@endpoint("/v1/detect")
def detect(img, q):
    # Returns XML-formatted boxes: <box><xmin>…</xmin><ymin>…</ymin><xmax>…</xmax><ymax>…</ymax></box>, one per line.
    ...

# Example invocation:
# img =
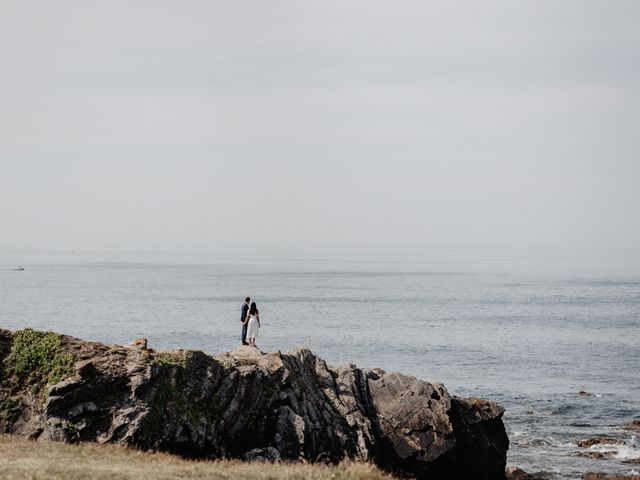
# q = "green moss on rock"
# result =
<box><xmin>151</xmin><ymin>352</ymin><xmax>187</xmax><ymax>368</ymax></box>
<box><xmin>3</xmin><ymin>328</ymin><xmax>74</xmax><ymax>386</ymax></box>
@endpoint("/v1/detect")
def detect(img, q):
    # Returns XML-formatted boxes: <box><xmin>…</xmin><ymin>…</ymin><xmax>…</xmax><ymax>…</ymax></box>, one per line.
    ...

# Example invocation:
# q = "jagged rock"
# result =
<box><xmin>0</xmin><ymin>328</ymin><xmax>509</xmax><ymax>479</ymax></box>
<box><xmin>505</xmin><ymin>466</ymin><xmax>546</xmax><ymax>480</ymax></box>
<box><xmin>577</xmin><ymin>437</ymin><xmax>624</xmax><ymax>448</ymax></box>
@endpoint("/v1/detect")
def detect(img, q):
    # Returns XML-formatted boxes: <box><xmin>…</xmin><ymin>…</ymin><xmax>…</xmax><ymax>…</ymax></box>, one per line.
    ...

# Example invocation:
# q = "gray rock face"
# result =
<box><xmin>0</xmin><ymin>329</ymin><xmax>508</xmax><ymax>479</ymax></box>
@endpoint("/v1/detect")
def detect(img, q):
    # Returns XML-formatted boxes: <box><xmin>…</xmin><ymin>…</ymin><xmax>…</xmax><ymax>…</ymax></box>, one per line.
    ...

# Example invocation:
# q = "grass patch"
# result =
<box><xmin>3</xmin><ymin>328</ymin><xmax>74</xmax><ymax>386</ymax></box>
<box><xmin>0</xmin><ymin>435</ymin><xmax>397</xmax><ymax>480</ymax></box>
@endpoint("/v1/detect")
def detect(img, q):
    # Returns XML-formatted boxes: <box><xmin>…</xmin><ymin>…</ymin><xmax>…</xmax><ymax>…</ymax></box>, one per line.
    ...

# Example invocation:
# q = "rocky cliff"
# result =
<box><xmin>0</xmin><ymin>328</ymin><xmax>508</xmax><ymax>479</ymax></box>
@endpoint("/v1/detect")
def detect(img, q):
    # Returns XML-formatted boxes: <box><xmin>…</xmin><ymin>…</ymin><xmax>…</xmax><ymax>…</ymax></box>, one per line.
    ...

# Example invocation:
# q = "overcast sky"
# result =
<box><xmin>1</xmin><ymin>1</ymin><xmax>638</xmax><ymax>256</ymax></box>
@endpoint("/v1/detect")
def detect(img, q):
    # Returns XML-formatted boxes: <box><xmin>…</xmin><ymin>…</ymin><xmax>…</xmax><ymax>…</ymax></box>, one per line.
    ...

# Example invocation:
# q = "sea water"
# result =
<box><xmin>1</xmin><ymin>253</ymin><xmax>638</xmax><ymax>478</ymax></box>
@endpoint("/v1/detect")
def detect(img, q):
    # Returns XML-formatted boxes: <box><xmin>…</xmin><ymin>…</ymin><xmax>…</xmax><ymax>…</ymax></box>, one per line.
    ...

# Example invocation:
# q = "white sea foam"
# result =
<box><xmin>614</xmin><ymin>445</ymin><xmax>640</xmax><ymax>461</ymax></box>
<box><xmin>513</xmin><ymin>438</ymin><xmax>551</xmax><ymax>447</ymax></box>
<box><xmin>536</xmin><ymin>436</ymin><xmax>573</xmax><ymax>448</ymax></box>
<box><xmin>588</xmin><ymin>443</ymin><xmax>640</xmax><ymax>460</ymax></box>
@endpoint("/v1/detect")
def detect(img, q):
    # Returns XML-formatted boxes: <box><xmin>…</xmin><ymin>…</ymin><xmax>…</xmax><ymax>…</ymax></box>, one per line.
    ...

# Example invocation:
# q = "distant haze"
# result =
<box><xmin>1</xmin><ymin>1</ymin><xmax>639</xmax><ymax>256</ymax></box>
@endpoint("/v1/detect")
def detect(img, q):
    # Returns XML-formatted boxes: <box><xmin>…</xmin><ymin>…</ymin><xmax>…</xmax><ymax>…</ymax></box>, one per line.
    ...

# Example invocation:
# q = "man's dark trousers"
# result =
<box><xmin>241</xmin><ymin>302</ymin><xmax>249</xmax><ymax>345</ymax></box>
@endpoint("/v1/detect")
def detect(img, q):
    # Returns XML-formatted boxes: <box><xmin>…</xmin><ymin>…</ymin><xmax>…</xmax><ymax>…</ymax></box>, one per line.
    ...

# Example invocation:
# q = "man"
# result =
<box><xmin>241</xmin><ymin>297</ymin><xmax>250</xmax><ymax>345</ymax></box>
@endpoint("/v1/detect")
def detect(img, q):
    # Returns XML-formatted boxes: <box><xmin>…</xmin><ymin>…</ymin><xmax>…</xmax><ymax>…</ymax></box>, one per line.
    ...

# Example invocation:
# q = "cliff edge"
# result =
<box><xmin>0</xmin><ymin>328</ymin><xmax>508</xmax><ymax>479</ymax></box>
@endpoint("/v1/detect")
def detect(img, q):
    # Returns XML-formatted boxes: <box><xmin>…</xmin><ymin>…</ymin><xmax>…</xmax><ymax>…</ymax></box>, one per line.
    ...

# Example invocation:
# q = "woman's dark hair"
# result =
<box><xmin>249</xmin><ymin>302</ymin><xmax>259</xmax><ymax>315</ymax></box>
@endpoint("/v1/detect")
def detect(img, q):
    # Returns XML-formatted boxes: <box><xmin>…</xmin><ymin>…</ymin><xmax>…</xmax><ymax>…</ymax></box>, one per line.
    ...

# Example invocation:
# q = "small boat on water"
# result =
<box><xmin>13</xmin><ymin>267</ymin><xmax>25</xmax><ymax>271</ymax></box>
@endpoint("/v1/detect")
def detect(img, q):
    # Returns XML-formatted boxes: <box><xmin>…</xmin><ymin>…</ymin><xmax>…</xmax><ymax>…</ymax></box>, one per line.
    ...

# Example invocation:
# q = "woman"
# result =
<box><xmin>243</xmin><ymin>301</ymin><xmax>261</xmax><ymax>348</ymax></box>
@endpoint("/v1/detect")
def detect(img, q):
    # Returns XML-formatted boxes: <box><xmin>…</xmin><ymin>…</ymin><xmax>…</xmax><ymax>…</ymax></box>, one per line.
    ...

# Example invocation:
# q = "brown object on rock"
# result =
<box><xmin>577</xmin><ymin>437</ymin><xmax>624</xmax><ymax>448</ymax></box>
<box><xmin>127</xmin><ymin>337</ymin><xmax>148</xmax><ymax>350</ymax></box>
<box><xmin>0</xmin><ymin>328</ymin><xmax>509</xmax><ymax>480</ymax></box>
<box><xmin>505</xmin><ymin>466</ymin><xmax>546</xmax><ymax>480</ymax></box>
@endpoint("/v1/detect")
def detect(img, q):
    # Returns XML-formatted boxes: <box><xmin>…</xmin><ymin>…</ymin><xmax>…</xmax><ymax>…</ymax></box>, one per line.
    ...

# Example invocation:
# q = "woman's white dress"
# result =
<box><xmin>247</xmin><ymin>314</ymin><xmax>259</xmax><ymax>340</ymax></box>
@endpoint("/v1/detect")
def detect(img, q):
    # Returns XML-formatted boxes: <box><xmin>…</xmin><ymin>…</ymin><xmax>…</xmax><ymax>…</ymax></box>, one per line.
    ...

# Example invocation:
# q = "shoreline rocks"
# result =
<box><xmin>571</xmin><ymin>436</ymin><xmax>628</xmax><ymax>461</ymax></box>
<box><xmin>571</xmin><ymin>451</ymin><xmax>617</xmax><ymax>460</ymax></box>
<box><xmin>622</xmin><ymin>420</ymin><xmax>640</xmax><ymax>432</ymax></box>
<box><xmin>577</xmin><ymin>438</ymin><xmax>624</xmax><ymax>448</ymax></box>
<box><xmin>0</xmin><ymin>328</ymin><xmax>509</xmax><ymax>480</ymax></box>
<box><xmin>505</xmin><ymin>466</ymin><xmax>546</xmax><ymax>480</ymax></box>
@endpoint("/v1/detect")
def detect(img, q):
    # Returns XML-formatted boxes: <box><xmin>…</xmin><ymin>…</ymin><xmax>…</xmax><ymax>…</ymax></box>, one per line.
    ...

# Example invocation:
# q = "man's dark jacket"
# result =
<box><xmin>241</xmin><ymin>302</ymin><xmax>249</xmax><ymax>345</ymax></box>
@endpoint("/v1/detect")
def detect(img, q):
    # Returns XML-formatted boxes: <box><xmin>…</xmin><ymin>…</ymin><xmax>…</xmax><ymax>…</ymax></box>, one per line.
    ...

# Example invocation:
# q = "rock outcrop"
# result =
<box><xmin>0</xmin><ymin>328</ymin><xmax>508</xmax><ymax>479</ymax></box>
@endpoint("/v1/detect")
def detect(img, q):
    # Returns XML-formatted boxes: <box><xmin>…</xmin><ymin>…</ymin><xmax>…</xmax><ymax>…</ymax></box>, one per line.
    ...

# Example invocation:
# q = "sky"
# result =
<box><xmin>1</xmin><ymin>1</ymin><xmax>639</xmax><ymax>256</ymax></box>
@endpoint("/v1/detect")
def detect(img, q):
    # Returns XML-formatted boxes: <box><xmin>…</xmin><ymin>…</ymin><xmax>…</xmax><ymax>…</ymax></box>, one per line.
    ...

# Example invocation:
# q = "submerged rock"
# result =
<box><xmin>578</xmin><ymin>391</ymin><xmax>594</xmax><ymax>397</ymax></box>
<box><xmin>505</xmin><ymin>466</ymin><xmax>546</xmax><ymax>480</ymax></box>
<box><xmin>0</xmin><ymin>328</ymin><xmax>509</xmax><ymax>479</ymax></box>
<box><xmin>577</xmin><ymin>437</ymin><xmax>624</xmax><ymax>448</ymax></box>
<box><xmin>583</xmin><ymin>474</ymin><xmax>640</xmax><ymax>480</ymax></box>
<box><xmin>571</xmin><ymin>450</ymin><xmax>617</xmax><ymax>460</ymax></box>
<box><xmin>622</xmin><ymin>420</ymin><xmax>640</xmax><ymax>432</ymax></box>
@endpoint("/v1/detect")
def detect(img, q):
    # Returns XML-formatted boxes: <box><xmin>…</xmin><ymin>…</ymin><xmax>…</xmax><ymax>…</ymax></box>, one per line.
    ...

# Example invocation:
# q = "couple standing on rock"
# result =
<box><xmin>241</xmin><ymin>297</ymin><xmax>260</xmax><ymax>348</ymax></box>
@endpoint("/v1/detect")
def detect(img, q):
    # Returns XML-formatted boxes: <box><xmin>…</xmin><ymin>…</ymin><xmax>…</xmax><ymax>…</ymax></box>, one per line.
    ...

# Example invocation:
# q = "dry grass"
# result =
<box><xmin>0</xmin><ymin>435</ymin><xmax>398</xmax><ymax>480</ymax></box>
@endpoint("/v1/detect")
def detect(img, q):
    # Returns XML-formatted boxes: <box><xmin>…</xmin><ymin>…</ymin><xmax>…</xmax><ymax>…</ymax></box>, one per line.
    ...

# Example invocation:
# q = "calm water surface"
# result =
<box><xmin>1</xmin><ymin>253</ymin><xmax>639</xmax><ymax>478</ymax></box>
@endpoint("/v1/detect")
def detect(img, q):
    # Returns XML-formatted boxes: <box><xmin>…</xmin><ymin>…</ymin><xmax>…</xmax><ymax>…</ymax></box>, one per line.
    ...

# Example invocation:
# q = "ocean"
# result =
<box><xmin>1</xmin><ymin>253</ymin><xmax>638</xmax><ymax>478</ymax></box>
